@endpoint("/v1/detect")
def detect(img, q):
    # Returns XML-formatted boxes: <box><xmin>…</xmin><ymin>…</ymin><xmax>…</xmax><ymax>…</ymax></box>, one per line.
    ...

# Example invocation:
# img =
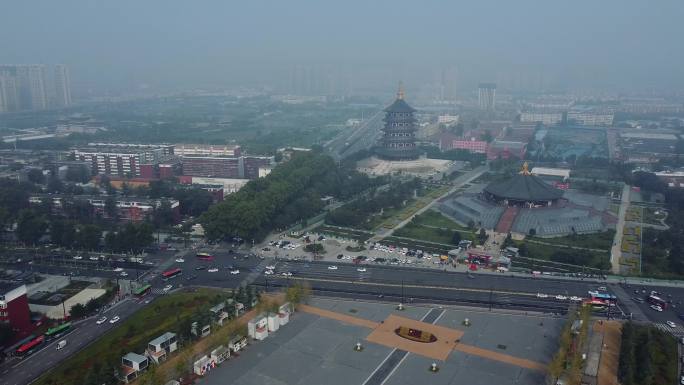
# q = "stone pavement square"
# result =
<box><xmin>200</xmin><ymin>298</ymin><xmax>560</xmax><ymax>385</ymax></box>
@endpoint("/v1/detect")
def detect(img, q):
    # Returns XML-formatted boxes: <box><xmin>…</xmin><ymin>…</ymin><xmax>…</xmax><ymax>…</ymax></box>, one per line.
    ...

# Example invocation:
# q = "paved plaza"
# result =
<box><xmin>199</xmin><ymin>297</ymin><xmax>563</xmax><ymax>385</ymax></box>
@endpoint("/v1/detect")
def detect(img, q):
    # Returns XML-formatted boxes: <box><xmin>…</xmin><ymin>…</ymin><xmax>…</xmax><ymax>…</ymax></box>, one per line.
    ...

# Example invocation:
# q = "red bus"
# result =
<box><xmin>647</xmin><ymin>294</ymin><xmax>668</xmax><ymax>309</ymax></box>
<box><xmin>15</xmin><ymin>335</ymin><xmax>44</xmax><ymax>357</ymax></box>
<box><xmin>162</xmin><ymin>268</ymin><xmax>182</xmax><ymax>280</ymax></box>
<box><xmin>196</xmin><ymin>253</ymin><xmax>214</xmax><ymax>261</ymax></box>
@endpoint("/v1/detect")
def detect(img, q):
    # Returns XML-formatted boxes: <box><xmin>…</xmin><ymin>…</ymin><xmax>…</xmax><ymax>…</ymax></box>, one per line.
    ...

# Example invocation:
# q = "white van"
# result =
<box><xmin>56</xmin><ymin>340</ymin><xmax>67</xmax><ymax>350</ymax></box>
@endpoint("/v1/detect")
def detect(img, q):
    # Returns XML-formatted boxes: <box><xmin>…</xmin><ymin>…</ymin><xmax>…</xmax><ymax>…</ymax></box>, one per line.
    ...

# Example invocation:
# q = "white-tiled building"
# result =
<box><xmin>146</xmin><ymin>332</ymin><xmax>178</xmax><ymax>364</ymax></box>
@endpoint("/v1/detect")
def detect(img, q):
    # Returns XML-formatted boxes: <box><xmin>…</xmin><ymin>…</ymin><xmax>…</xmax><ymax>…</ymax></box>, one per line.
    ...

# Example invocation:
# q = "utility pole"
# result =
<box><xmin>401</xmin><ymin>278</ymin><xmax>405</xmax><ymax>305</ymax></box>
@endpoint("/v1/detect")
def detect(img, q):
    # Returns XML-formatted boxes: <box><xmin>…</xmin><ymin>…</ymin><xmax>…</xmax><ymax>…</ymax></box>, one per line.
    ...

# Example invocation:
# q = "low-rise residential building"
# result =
<box><xmin>519</xmin><ymin>110</ymin><xmax>564</xmax><ymax>125</ymax></box>
<box><xmin>178</xmin><ymin>176</ymin><xmax>249</xmax><ymax>197</ymax></box>
<box><xmin>437</xmin><ymin>114</ymin><xmax>460</xmax><ymax>125</ymax></box>
<box><xmin>146</xmin><ymin>332</ymin><xmax>178</xmax><ymax>364</ymax></box>
<box><xmin>620</xmin><ymin>131</ymin><xmax>680</xmax><ymax>163</ymax></box>
<box><xmin>120</xmin><ymin>352</ymin><xmax>149</xmax><ymax>383</ymax></box>
<box><xmin>174</xmin><ymin>144</ymin><xmax>241</xmax><ymax>157</ymax></box>
<box><xmin>567</xmin><ymin>108</ymin><xmax>614</xmax><ymax>126</ymax></box>
<box><xmin>72</xmin><ymin>143</ymin><xmax>174</xmax><ymax>177</ymax></box>
<box><xmin>654</xmin><ymin>170</ymin><xmax>684</xmax><ymax>188</ymax></box>
<box><xmin>486</xmin><ymin>140</ymin><xmax>526</xmax><ymax>160</ymax></box>
<box><xmin>29</xmin><ymin>194</ymin><xmax>180</xmax><ymax>223</ymax></box>
<box><xmin>442</xmin><ymin>137</ymin><xmax>488</xmax><ymax>154</ymax></box>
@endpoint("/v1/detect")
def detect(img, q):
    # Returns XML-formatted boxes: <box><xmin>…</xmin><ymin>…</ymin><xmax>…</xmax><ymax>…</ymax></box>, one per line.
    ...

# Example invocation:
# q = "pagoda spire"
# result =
<box><xmin>519</xmin><ymin>161</ymin><xmax>531</xmax><ymax>175</ymax></box>
<box><xmin>397</xmin><ymin>81</ymin><xmax>405</xmax><ymax>100</ymax></box>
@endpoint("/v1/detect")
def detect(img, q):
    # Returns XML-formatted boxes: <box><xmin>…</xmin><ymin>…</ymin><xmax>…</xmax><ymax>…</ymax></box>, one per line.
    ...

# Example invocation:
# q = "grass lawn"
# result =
<box><xmin>315</xmin><ymin>225</ymin><xmax>374</xmax><ymax>242</ymax></box>
<box><xmin>34</xmin><ymin>288</ymin><xmax>227</xmax><ymax>385</ymax></box>
<box><xmin>382</xmin><ymin>236</ymin><xmax>453</xmax><ymax>255</ymax></box>
<box><xmin>373</xmin><ymin>185</ymin><xmax>451</xmax><ymax>230</ymax></box>
<box><xmin>393</xmin><ymin>223</ymin><xmax>456</xmax><ymax>245</ymax></box>
<box><xmin>530</xmin><ymin>230</ymin><xmax>615</xmax><ymax>251</ymax></box>
<box><xmin>392</xmin><ymin>210</ymin><xmax>476</xmax><ymax>247</ymax></box>
<box><xmin>514</xmin><ymin>240</ymin><xmax>610</xmax><ymax>271</ymax></box>
<box><xmin>412</xmin><ymin>210</ymin><xmax>473</xmax><ymax>231</ymax></box>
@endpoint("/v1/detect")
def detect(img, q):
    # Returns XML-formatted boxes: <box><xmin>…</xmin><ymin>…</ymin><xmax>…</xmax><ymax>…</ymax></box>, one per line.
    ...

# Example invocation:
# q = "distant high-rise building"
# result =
<box><xmin>54</xmin><ymin>64</ymin><xmax>72</xmax><ymax>108</ymax></box>
<box><xmin>0</xmin><ymin>65</ymin><xmax>48</xmax><ymax>111</ymax></box>
<box><xmin>478</xmin><ymin>83</ymin><xmax>496</xmax><ymax>111</ymax></box>
<box><xmin>0</xmin><ymin>71</ymin><xmax>19</xmax><ymax>113</ymax></box>
<box><xmin>440</xmin><ymin>66</ymin><xmax>458</xmax><ymax>100</ymax></box>
<box><xmin>18</xmin><ymin>65</ymin><xmax>47</xmax><ymax>110</ymax></box>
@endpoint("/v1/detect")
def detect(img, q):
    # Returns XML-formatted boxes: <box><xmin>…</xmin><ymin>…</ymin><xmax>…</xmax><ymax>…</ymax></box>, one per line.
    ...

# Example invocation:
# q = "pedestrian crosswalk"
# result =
<box><xmin>357</xmin><ymin>271</ymin><xmax>372</xmax><ymax>282</ymax></box>
<box><xmin>653</xmin><ymin>323</ymin><xmax>684</xmax><ymax>339</ymax></box>
<box><xmin>241</xmin><ymin>259</ymin><xmax>269</xmax><ymax>286</ymax></box>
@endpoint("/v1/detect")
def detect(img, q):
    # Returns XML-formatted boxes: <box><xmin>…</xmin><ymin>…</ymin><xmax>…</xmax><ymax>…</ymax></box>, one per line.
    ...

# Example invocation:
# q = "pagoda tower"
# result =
<box><xmin>375</xmin><ymin>83</ymin><xmax>419</xmax><ymax>160</ymax></box>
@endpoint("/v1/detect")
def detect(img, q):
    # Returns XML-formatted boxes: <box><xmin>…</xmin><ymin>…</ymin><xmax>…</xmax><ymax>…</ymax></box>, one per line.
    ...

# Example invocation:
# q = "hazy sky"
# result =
<box><xmin>2</xmin><ymin>0</ymin><xmax>683</xmax><ymax>95</ymax></box>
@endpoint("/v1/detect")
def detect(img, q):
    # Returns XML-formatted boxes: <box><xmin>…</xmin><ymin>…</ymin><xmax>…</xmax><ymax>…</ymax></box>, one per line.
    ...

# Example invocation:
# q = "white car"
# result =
<box><xmin>73</xmin><ymin>255</ymin><xmax>83</xmax><ymax>260</ymax></box>
<box><xmin>357</xmin><ymin>268</ymin><xmax>367</xmax><ymax>272</ymax></box>
<box><xmin>163</xmin><ymin>285</ymin><xmax>173</xmax><ymax>292</ymax></box>
<box><xmin>555</xmin><ymin>295</ymin><xmax>567</xmax><ymax>300</ymax></box>
<box><xmin>113</xmin><ymin>267</ymin><xmax>124</xmax><ymax>272</ymax></box>
<box><xmin>208</xmin><ymin>267</ymin><xmax>219</xmax><ymax>273</ymax></box>
<box><xmin>266</xmin><ymin>265</ymin><xmax>276</xmax><ymax>270</ymax></box>
<box><xmin>536</xmin><ymin>293</ymin><xmax>548</xmax><ymax>298</ymax></box>
<box><xmin>175</xmin><ymin>258</ymin><xmax>185</xmax><ymax>263</ymax></box>
<box><xmin>230</xmin><ymin>269</ymin><xmax>240</xmax><ymax>275</ymax></box>
<box><xmin>281</xmin><ymin>272</ymin><xmax>293</xmax><ymax>277</ymax></box>
<box><xmin>96</xmin><ymin>316</ymin><xmax>107</xmax><ymax>325</ymax></box>
<box><xmin>328</xmin><ymin>265</ymin><xmax>338</xmax><ymax>270</ymax></box>
<box><xmin>651</xmin><ymin>305</ymin><xmax>663</xmax><ymax>312</ymax></box>
<box><xmin>264</xmin><ymin>270</ymin><xmax>274</xmax><ymax>275</ymax></box>
<box><xmin>569</xmin><ymin>296</ymin><xmax>582</xmax><ymax>302</ymax></box>
<box><xmin>109</xmin><ymin>316</ymin><xmax>120</xmax><ymax>324</ymax></box>
<box><xmin>120</xmin><ymin>271</ymin><xmax>128</xmax><ymax>277</ymax></box>
<box><xmin>89</xmin><ymin>256</ymin><xmax>99</xmax><ymax>261</ymax></box>
<box><xmin>667</xmin><ymin>321</ymin><xmax>677</xmax><ymax>328</ymax></box>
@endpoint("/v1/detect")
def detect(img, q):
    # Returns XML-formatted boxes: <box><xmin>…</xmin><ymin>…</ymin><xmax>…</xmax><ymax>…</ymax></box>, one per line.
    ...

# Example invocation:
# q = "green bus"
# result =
<box><xmin>44</xmin><ymin>322</ymin><xmax>71</xmax><ymax>339</ymax></box>
<box><xmin>134</xmin><ymin>284</ymin><xmax>152</xmax><ymax>298</ymax></box>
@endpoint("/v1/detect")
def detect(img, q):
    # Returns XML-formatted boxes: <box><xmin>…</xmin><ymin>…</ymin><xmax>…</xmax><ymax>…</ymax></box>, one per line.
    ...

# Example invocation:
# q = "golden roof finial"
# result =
<box><xmin>397</xmin><ymin>81</ymin><xmax>404</xmax><ymax>100</ymax></box>
<box><xmin>519</xmin><ymin>161</ymin><xmax>531</xmax><ymax>175</ymax></box>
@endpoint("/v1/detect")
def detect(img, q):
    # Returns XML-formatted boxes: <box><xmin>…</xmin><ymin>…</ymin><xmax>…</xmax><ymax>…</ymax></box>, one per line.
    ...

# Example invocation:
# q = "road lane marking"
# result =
<box><xmin>281</xmin><ymin>275</ymin><xmax>545</xmax><ymax>298</ymax></box>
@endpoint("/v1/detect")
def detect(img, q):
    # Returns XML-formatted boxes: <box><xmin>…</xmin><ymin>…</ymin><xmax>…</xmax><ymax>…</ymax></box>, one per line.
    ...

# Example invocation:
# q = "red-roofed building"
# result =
<box><xmin>0</xmin><ymin>283</ymin><xmax>32</xmax><ymax>339</ymax></box>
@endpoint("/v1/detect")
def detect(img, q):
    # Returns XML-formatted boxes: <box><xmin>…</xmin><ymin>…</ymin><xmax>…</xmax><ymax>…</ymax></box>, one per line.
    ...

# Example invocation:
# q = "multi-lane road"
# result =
<box><xmin>0</xmin><ymin>295</ymin><xmax>147</xmax><ymax>385</ymax></box>
<box><xmin>3</xmin><ymin>247</ymin><xmax>684</xmax><ymax>385</ymax></box>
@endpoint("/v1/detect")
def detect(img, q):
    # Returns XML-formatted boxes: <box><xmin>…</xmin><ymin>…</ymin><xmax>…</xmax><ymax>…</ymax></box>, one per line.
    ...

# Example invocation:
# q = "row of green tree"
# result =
<box><xmin>634</xmin><ymin>171</ymin><xmax>684</xmax><ymax>276</ymax></box>
<box><xmin>325</xmin><ymin>178</ymin><xmax>422</xmax><ymax>229</ymax></box>
<box><xmin>618</xmin><ymin>322</ymin><xmax>677</xmax><ymax>385</ymax></box>
<box><xmin>14</xmin><ymin>206</ymin><xmax>155</xmax><ymax>252</ymax></box>
<box><xmin>200</xmin><ymin>151</ymin><xmax>378</xmax><ymax>241</ymax></box>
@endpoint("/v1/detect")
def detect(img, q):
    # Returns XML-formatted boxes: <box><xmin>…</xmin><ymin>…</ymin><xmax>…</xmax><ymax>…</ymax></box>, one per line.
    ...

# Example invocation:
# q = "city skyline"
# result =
<box><xmin>0</xmin><ymin>64</ymin><xmax>72</xmax><ymax>112</ymax></box>
<box><xmin>1</xmin><ymin>1</ymin><xmax>683</xmax><ymax>96</ymax></box>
